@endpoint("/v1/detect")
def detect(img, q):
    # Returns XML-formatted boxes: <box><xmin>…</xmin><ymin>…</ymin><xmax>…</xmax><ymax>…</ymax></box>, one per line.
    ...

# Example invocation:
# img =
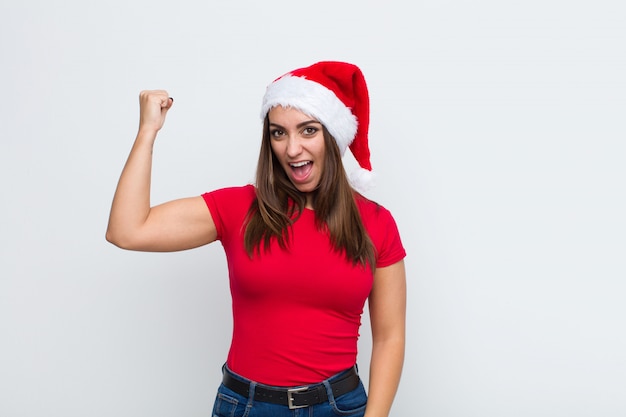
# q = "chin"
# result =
<box><xmin>295</xmin><ymin>186</ymin><xmax>315</xmax><ymax>194</ymax></box>
<box><xmin>289</xmin><ymin>180</ymin><xmax>317</xmax><ymax>194</ymax></box>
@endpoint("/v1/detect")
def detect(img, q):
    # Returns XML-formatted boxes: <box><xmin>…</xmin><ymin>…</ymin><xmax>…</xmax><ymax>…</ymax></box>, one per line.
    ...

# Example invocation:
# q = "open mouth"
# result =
<box><xmin>289</xmin><ymin>161</ymin><xmax>313</xmax><ymax>182</ymax></box>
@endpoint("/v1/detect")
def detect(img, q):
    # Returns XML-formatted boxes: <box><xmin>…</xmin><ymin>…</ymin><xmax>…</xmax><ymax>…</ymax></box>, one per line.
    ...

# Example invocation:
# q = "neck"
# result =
<box><xmin>305</xmin><ymin>193</ymin><xmax>314</xmax><ymax>209</ymax></box>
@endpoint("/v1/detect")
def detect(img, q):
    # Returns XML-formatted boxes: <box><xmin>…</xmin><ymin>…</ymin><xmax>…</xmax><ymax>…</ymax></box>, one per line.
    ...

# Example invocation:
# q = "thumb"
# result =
<box><xmin>163</xmin><ymin>96</ymin><xmax>174</xmax><ymax>111</ymax></box>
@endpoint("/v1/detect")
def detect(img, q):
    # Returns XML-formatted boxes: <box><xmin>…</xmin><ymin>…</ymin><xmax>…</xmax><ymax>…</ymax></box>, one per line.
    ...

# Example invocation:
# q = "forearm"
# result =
<box><xmin>106</xmin><ymin>129</ymin><xmax>157</xmax><ymax>246</ymax></box>
<box><xmin>364</xmin><ymin>335</ymin><xmax>405</xmax><ymax>417</ymax></box>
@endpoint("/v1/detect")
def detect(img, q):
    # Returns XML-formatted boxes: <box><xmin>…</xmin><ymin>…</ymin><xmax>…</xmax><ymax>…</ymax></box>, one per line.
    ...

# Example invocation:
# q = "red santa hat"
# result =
<box><xmin>261</xmin><ymin>61</ymin><xmax>375</xmax><ymax>193</ymax></box>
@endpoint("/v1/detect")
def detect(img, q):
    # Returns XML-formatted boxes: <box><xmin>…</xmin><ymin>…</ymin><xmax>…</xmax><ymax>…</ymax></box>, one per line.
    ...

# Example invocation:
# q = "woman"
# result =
<box><xmin>106</xmin><ymin>61</ymin><xmax>406</xmax><ymax>417</ymax></box>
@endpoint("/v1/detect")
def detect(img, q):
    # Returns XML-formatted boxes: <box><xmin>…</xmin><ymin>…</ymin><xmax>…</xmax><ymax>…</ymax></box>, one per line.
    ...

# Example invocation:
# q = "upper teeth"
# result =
<box><xmin>290</xmin><ymin>161</ymin><xmax>309</xmax><ymax>167</ymax></box>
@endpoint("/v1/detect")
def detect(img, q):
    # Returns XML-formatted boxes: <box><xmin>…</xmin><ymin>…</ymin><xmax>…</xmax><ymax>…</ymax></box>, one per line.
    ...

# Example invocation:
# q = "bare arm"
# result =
<box><xmin>106</xmin><ymin>90</ymin><xmax>217</xmax><ymax>251</ymax></box>
<box><xmin>364</xmin><ymin>260</ymin><xmax>406</xmax><ymax>417</ymax></box>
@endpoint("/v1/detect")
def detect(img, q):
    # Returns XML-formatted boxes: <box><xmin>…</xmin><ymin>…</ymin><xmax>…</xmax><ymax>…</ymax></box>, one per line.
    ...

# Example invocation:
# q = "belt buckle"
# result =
<box><xmin>287</xmin><ymin>386</ymin><xmax>309</xmax><ymax>409</ymax></box>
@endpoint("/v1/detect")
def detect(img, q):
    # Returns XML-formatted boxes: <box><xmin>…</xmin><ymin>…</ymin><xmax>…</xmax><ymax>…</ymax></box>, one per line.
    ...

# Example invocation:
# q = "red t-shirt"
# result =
<box><xmin>202</xmin><ymin>185</ymin><xmax>405</xmax><ymax>386</ymax></box>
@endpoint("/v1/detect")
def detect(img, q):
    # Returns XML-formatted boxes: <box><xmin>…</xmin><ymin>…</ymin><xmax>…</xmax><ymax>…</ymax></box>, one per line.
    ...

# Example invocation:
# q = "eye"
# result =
<box><xmin>302</xmin><ymin>126</ymin><xmax>319</xmax><ymax>136</ymax></box>
<box><xmin>269</xmin><ymin>128</ymin><xmax>285</xmax><ymax>139</ymax></box>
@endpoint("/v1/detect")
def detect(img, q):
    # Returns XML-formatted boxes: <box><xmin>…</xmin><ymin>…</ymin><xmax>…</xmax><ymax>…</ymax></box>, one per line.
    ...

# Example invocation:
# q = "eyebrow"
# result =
<box><xmin>269</xmin><ymin>120</ymin><xmax>322</xmax><ymax>129</ymax></box>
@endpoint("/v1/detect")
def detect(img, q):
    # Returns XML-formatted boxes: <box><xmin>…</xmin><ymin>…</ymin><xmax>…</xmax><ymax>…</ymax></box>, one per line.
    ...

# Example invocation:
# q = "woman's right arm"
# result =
<box><xmin>105</xmin><ymin>90</ymin><xmax>217</xmax><ymax>252</ymax></box>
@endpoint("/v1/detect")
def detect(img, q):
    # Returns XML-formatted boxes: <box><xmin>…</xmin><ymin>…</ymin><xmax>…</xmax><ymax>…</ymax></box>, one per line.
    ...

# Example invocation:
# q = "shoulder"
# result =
<box><xmin>201</xmin><ymin>185</ymin><xmax>256</xmax><ymax>239</ymax></box>
<box><xmin>355</xmin><ymin>194</ymin><xmax>393</xmax><ymax>223</ymax></box>
<box><xmin>202</xmin><ymin>184</ymin><xmax>256</xmax><ymax>206</ymax></box>
<box><xmin>355</xmin><ymin>194</ymin><xmax>406</xmax><ymax>266</ymax></box>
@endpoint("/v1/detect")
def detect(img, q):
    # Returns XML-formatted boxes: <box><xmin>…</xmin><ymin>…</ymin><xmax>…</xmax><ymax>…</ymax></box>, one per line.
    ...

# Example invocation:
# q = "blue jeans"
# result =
<box><xmin>211</xmin><ymin>366</ymin><xmax>368</xmax><ymax>417</ymax></box>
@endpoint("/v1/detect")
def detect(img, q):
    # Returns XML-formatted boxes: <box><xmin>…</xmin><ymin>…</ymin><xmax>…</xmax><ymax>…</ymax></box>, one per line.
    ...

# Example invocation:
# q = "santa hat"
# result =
<box><xmin>261</xmin><ymin>61</ymin><xmax>375</xmax><ymax>193</ymax></box>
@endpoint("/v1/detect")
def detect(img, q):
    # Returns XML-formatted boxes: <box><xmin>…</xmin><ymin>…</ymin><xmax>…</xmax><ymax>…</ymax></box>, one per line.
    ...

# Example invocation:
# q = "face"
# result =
<box><xmin>268</xmin><ymin>106</ymin><xmax>326</xmax><ymax>201</ymax></box>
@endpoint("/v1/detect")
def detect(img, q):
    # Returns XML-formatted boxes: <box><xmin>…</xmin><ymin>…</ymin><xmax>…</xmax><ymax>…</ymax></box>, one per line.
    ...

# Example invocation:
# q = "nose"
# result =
<box><xmin>286</xmin><ymin>136</ymin><xmax>302</xmax><ymax>158</ymax></box>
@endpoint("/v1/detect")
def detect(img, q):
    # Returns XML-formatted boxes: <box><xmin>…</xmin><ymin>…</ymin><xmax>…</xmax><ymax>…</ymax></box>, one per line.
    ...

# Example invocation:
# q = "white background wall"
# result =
<box><xmin>1</xmin><ymin>1</ymin><xmax>624</xmax><ymax>416</ymax></box>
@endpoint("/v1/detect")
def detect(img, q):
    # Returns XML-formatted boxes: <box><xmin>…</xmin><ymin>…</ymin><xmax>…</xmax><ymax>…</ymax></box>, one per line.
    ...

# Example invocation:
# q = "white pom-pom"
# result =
<box><xmin>349</xmin><ymin>167</ymin><xmax>376</xmax><ymax>194</ymax></box>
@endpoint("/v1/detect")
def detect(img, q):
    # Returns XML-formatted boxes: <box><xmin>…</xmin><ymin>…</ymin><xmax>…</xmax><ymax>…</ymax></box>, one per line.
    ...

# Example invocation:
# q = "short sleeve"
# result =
<box><xmin>356</xmin><ymin>199</ymin><xmax>406</xmax><ymax>268</ymax></box>
<box><xmin>201</xmin><ymin>185</ymin><xmax>255</xmax><ymax>243</ymax></box>
<box><xmin>373</xmin><ymin>206</ymin><xmax>406</xmax><ymax>268</ymax></box>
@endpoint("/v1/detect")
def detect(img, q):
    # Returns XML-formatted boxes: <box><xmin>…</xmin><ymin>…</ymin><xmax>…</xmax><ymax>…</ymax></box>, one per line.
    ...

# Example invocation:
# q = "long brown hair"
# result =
<box><xmin>244</xmin><ymin>116</ymin><xmax>376</xmax><ymax>269</ymax></box>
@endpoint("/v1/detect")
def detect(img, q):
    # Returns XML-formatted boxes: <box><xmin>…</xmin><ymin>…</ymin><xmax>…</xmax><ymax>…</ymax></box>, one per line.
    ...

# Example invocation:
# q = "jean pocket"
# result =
<box><xmin>212</xmin><ymin>384</ymin><xmax>248</xmax><ymax>417</ymax></box>
<box><xmin>331</xmin><ymin>381</ymin><xmax>368</xmax><ymax>416</ymax></box>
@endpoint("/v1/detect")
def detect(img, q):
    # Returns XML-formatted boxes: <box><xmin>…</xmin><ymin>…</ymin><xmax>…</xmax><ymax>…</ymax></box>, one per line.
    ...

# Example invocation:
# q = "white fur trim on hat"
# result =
<box><xmin>261</xmin><ymin>75</ymin><xmax>358</xmax><ymax>155</ymax></box>
<box><xmin>349</xmin><ymin>166</ymin><xmax>376</xmax><ymax>194</ymax></box>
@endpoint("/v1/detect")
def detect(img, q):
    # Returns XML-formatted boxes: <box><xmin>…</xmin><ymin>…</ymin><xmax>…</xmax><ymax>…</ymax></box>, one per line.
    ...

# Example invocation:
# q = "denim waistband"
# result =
<box><xmin>221</xmin><ymin>364</ymin><xmax>360</xmax><ymax>409</ymax></box>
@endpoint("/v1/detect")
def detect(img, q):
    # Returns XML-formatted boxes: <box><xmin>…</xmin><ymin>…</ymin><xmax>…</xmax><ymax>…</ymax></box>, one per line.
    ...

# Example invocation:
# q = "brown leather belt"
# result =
<box><xmin>222</xmin><ymin>366</ymin><xmax>360</xmax><ymax>409</ymax></box>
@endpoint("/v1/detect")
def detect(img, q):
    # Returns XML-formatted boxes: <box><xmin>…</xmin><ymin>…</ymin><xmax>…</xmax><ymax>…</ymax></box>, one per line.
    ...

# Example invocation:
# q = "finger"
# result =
<box><xmin>156</xmin><ymin>94</ymin><xmax>172</xmax><ymax>108</ymax></box>
<box><xmin>139</xmin><ymin>90</ymin><xmax>168</xmax><ymax>101</ymax></box>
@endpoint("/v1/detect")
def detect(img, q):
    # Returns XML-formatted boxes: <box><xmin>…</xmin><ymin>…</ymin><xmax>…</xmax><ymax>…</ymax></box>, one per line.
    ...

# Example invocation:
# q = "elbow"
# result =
<box><xmin>106</xmin><ymin>225</ymin><xmax>152</xmax><ymax>251</ymax></box>
<box><xmin>105</xmin><ymin>229</ymin><xmax>122</xmax><ymax>248</ymax></box>
<box><xmin>371</xmin><ymin>324</ymin><xmax>406</xmax><ymax>350</ymax></box>
<box><xmin>105</xmin><ymin>227</ymin><xmax>132</xmax><ymax>250</ymax></box>
<box><xmin>373</xmin><ymin>332</ymin><xmax>405</xmax><ymax>348</ymax></box>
